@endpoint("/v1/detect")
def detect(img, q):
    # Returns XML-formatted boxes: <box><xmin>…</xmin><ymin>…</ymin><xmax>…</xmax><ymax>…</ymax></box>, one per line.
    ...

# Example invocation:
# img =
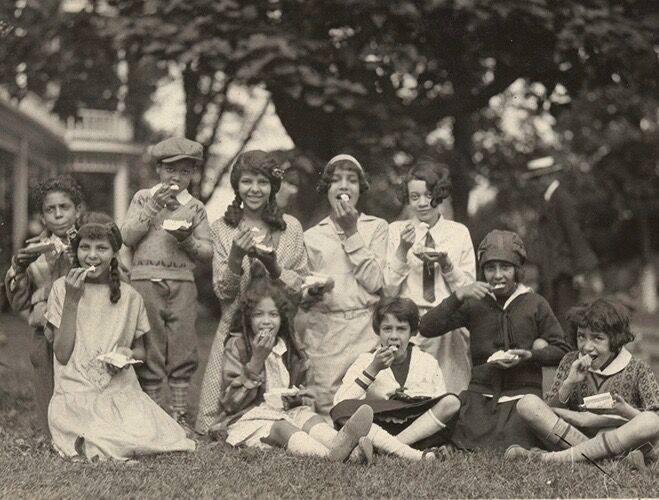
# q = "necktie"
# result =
<box><xmin>422</xmin><ymin>232</ymin><xmax>435</xmax><ymax>303</ymax></box>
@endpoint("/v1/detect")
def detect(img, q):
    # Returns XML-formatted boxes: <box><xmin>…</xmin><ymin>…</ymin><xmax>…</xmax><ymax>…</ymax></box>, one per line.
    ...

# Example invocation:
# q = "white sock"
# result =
<box><xmin>395</xmin><ymin>409</ymin><xmax>446</xmax><ymax>445</ymax></box>
<box><xmin>286</xmin><ymin>431</ymin><xmax>329</xmax><ymax>457</ymax></box>
<box><xmin>368</xmin><ymin>424</ymin><xmax>425</xmax><ymax>461</ymax></box>
<box><xmin>308</xmin><ymin>423</ymin><xmax>338</xmax><ymax>448</ymax></box>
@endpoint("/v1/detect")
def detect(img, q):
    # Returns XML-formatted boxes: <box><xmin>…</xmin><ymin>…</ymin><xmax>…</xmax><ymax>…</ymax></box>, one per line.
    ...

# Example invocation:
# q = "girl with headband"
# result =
<box><xmin>299</xmin><ymin>154</ymin><xmax>388</xmax><ymax>415</ymax></box>
<box><xmin>196</xmin><ymin>150</ymin><xmax>308</xmax><ymax>434</ymax></box>
<box><xmin>44</xmin><ymin>213</ymin><xmax>195</xmax><ymax>462</ymax></box>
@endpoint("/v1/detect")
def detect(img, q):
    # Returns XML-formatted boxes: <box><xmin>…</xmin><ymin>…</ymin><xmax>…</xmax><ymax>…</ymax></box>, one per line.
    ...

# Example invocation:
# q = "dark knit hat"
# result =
<box><xmin>477</xmin><ymin>230</ymin><xmax>526</xmax><ymax>268</ymax></box>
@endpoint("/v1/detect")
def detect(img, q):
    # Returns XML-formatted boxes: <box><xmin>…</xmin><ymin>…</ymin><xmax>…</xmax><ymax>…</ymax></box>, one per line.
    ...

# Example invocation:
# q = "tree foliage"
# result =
<box><xmin>1</xmin><ymin>0</ymin><xmax>657</xmax><ymax>233</ymax></box>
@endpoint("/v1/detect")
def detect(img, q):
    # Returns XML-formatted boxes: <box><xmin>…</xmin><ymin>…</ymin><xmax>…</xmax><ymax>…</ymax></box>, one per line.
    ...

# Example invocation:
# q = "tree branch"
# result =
<box><xmin>201</xmin><ymin>96</ymin><xmax>271</xmax><ymax>203</ymax></box>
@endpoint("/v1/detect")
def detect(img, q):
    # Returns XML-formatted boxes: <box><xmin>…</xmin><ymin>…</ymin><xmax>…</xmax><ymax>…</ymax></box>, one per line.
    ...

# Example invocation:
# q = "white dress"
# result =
<box><xmin>45</xmin><ymin>278</ymin><xmax>195</xmax><ymax>461</ymax></box>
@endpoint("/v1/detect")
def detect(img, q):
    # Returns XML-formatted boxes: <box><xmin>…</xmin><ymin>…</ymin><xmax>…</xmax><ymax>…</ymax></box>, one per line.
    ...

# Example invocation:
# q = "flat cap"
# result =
<box><xmin>151</xmin><ymin>137</ymin><xmax>203</xmax><ymax>163</ymax></box>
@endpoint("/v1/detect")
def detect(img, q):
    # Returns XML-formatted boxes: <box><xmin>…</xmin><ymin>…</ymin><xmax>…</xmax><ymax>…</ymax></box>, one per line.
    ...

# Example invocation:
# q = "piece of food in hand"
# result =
<box><xmin>385</xmin><ymin>345</ymin><xmax>399</xmax><ymax>354</ymax></box>
<box><xmin>23</xmin><ymin>242</ymin><xmax>57</xmax><ymax>255</ymax></box>
<box><xmin>581</xmin><ymin>392</ymin><xmax>615</xmax><ymax>410</ymax></box>
<box><xmin>338</xmin><ymin>193</ymin><xmax>350</xmax><ymax>202</ymax></box>
<box><xmin>413</xmin><ymin>247</ymin><xmax>441</xmax><ymax>260</ymax></box>
<box><xmin>302</xmin><ymin>273</ymin><xmax>334</xmax><ymax>291</ymax></box>
<box><xmin>487</xmin><ymin>350</ymin><xmax>520</xmax><ymax>363</ymax></box>
<box><xmin>162</xmin><ymin>219</ymin><xmax>193</xmax><ymax>231</ymax></box>
<box><xmin>170</xmin><ymin>184</ymin><xmax>180</xmax><ymax>191</ymax></box>
<box><xmin>96</xmin><ymin>351</ymin><xmax>142</xmax><ymax>368</ymax></box>
<box><xmin>264</xmin><ymin>387</ymin><xmax>301</xmax><ymax>409</ymax></box>
<box><xmin>256</xmin><ymin>328</ymin><xmax>273</xmax><ymax>341</ymax></box>
<box><xmin>419</xmin><ymin>222</ymin><xmax>429</xmax><ymax>232</ymax></box>
<box><xmin>83</xmin><ymin>265</ymin><xmax>97</xmax><ymax>276</ymax></box>
<box><xmin>254</xmin><ymin>242</ymin><xmax>275</xmax><ymax>253</ymax></box>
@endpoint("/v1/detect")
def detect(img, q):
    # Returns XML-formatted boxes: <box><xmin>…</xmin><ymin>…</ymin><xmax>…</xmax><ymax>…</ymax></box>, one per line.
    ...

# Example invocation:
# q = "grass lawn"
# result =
<box><xmin>1</xmin><ymin>311</ymin><xmax>659</xmax><ymax>499</ymax></box>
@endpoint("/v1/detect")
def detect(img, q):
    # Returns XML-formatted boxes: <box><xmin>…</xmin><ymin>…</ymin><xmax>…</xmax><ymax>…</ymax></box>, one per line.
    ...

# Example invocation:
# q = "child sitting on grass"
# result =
<box><xmin>4</xmin><ymin>175</ymin><xmax>84</xmax><ymax>436</ymax></box>
<box><xmin>506</xmin><ymin>298</ymin><xmax>659</xmax><ymax>468</ymax></box>
<box><xmin>215</xmin><ymin>269</ymin><xmax>374</xmax><ymax>462</ymax></box>
<box><xmin>45</xmin><ymin>215</ymin><xmax>195</xmax><ymax>461</ymax></box>
<box><xmin>419</xmin><ymin>230</ymin><xmax>571</xmax><ymax>450</ymax></box>
<box><xmin>332</xmin><ymin>297</ymin><xmax>461</xmax><ymax>461</ymax></box>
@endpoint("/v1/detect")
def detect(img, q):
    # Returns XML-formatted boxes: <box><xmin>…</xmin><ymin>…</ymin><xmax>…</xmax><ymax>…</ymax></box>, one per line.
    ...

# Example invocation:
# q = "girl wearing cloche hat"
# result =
<box><xmin>418</xmin><ymin>229</ymin><xmax>571</xmax><ymax>451</ymax></box>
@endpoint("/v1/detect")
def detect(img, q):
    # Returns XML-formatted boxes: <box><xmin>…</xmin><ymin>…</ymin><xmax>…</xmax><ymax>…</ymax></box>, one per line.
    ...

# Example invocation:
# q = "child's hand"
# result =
<box><xmin>104</xmin><ymin>347</ymin><xmax>134</xmax><ymax>376</ymax></box>
<box><xmin>64</xmin><ymin>268</ymin><xmax>87</xmax><ymax>303</ymax></box>
<box><xmin>333</xmin><ymin>199</ymin><xmax>359</xmax><ymax>237</ymax></box>
<box><xmin>252</xmin><ymin>246</ymin><xmax>279</xmax><ymax>276</ymax></box>
<box><xmin>397</xmin><ymin>223</ymin><xmax>416</xmax><ymax>256</ymax></box>
<box><xmin>367</xmin><ymin>345</ymin><xmax>396</xmax><ymax>374</ymax></box>
<box><xmin>422</xmin><ymin>251</ymin><xmax>452</xmax><ymax>272</ymax></box>
<box><xmin>251</xmin><ymin>330</ymin><xmax>277</xmax><ymax>365</ymax></box>
<box><xmin>152</xmin><ymin>184</ymin><xmax>175</xmax><ymax>208</ymax></box>
<box><xmin>455</xmin><ymin>281</ymin><xmax>492</xmax><ymax>301</ymax></box>
<box><xmin>231</xmin><ymin>227</ymin><xmax>256</xmax><ymax>259</ymax></box>
<box><xmin>610</xmin><ymin>392</ymin><xmax>639</xmax><ymax>419</ymax></box>
<box><xmin>14</xmin><ymin>247</ymin><xmax>40</xmax><ymax>269</ymax></box>
<box><xmin>565</xmin><ymin>354</ymin><xmax>591</xmax><ymax>385</ymax></box>
<box><xmin>490</xmin><ymin>349</ymin><xmax>531</xmax><ymax>369</ymax></box>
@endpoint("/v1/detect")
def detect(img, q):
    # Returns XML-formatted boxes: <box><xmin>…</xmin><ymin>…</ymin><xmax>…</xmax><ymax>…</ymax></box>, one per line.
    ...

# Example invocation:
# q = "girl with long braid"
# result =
<box><xmin>196</xmin><ymin>150</ymin><xmax>308</xmax><ymax>434</ymax></box>
<box><xmin>44</xmin><ymin>214</ymin><xmax>195</xmax><ymax>461</ymax></box>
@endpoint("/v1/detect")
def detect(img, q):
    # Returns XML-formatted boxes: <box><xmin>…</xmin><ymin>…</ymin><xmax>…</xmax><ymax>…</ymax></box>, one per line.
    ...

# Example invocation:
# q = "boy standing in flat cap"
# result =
<box><xmin>121</xmin><ymin>137</ymin><xmax>212</xmax><ymax>430</ymax></box>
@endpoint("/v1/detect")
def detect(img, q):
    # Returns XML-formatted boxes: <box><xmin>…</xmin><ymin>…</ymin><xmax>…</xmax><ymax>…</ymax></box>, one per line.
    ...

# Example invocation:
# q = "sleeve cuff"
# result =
<box><xmin>342</xmin><ymin>232</ymin><xmax>365</xmax><ymax>253</ymax></box>
<box><xmin>445</xmin><ymin>292</ymin><xmax>463</xmax><ymax>311</ymax></box>
<box><xmin>9</xmin><ymin>257</ymin><xmax>26</xmax><ymax>276</ymax></box>
<box><xmin>179</xmin><ymin>235</ymin><xmax>196</xmax><ymax>250</ymax></box>
<box><xmin>389</xmin><ymin>256</ymin><xmax>409</xmax><ymax>276</ymax></box>
<box><xmin>144</xmin><ymin>197</ymin><xmax>164</xmax><ymax>218</ymax></box>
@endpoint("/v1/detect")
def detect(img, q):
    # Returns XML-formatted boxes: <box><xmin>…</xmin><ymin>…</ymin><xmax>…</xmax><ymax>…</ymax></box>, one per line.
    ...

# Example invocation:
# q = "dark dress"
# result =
<box><xmin>420</xmin><ymin>286</ymin><xmax>570</xmax><ymax>450</ymax></box>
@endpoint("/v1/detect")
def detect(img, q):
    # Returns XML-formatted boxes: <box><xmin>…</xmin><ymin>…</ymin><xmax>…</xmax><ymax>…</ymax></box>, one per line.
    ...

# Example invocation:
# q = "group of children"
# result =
<box><xmin>5</xmin><ymin>137</ymin><xmax>659</xmax><ymax>470</ymax></box>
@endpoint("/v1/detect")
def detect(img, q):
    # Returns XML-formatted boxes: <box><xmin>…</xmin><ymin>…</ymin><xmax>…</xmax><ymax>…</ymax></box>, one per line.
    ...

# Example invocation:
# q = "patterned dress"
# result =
<box><xmin>195</xmin><ymin>214</ymin><xmax>308</xmax><ymax>433</ymax></box>
<box><xmin>546</xmin><ymin>349</ymin><xmax>659</xmax><ymax>413</ymax></box>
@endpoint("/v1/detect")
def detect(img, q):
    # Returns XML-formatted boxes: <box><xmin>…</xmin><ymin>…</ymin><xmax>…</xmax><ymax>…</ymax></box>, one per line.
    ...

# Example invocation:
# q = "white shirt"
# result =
<box><xmin>334</xmin><ymin>346</ymin><xmax>447</xmax><ymax>404</ymax></box>
<box><xmin>544</xmin><ymin>179</ymin><xmax>560</xmax><ymax>202</ymax></box>
<box><xmin>383</xmin><ymin>216</ymin><xmax>476</xmax><ymax>309</ymax></box>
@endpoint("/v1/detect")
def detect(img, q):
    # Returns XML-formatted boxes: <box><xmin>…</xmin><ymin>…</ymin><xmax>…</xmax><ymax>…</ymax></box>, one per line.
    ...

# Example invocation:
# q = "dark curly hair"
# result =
<box><xmin>31</xmin><ymin>175</ymin><xmax>84</xmax><ymax>213</ymax></box>
<box><xmin>397</xmin><ymin>159</ymin><xmax>452</xmax><ymax>207</ymax></box>
<box><xmin>316</xmin><ymin>158</ymin><xmax>369</xmax><ymax>195</ymax></box>
<box><xmin>567</xmin><ymin>298</ymin><xmax>635</xmax><ymax>353</ymax></box>
<box><xmin>233</xmin><ymin>265</ymin><xmax>305</xmax><ymax>372</ymax></box>
<box><xmin>223</xmin><ymin>150</ymin><xmax>287</xmax><ymax>231</ymax></box>
<box><xmin>372</xmin><ymin>297</ymin><xmax>420</xmax><ymax>336</ymax></box>
<box><xmin>71</xmin><ymin>212</ymin><xmax>123</xmax><ymax>304</ymax></box>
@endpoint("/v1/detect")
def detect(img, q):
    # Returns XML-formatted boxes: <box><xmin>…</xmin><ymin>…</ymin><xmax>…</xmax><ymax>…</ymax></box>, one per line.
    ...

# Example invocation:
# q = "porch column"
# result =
<box><xmin>12</xmin><ymin>137</ymin><xmax>28</xmax><ymax>252</ymax></box>
<box><xmin>113</xmin><ymin>159</ymin><xmax>129</xmax><ymax>226</ymax></box>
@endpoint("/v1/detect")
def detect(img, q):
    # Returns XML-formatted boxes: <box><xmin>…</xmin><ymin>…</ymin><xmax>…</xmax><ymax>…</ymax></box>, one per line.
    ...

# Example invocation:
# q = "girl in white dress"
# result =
<box><xmin>45</xmin><ymin>216</ymin><xmax>195</xmax><ymax>461</ymax></box>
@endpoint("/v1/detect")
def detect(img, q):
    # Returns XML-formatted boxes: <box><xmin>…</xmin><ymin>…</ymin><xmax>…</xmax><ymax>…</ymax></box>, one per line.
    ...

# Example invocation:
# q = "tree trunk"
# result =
<box><xmin>450</xmin><ymin>115</ymin><xmax>475</xmax><ymax>223</ymax></box>
<box><xmin>638</xmin><ymin>206</ymin><xmax>657</xmax><ymax>312</ymax></box>
<box><xmin>269</xmin><ymin>89</ymin><xmax>337</xmax><ymax>159</ymax></box>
